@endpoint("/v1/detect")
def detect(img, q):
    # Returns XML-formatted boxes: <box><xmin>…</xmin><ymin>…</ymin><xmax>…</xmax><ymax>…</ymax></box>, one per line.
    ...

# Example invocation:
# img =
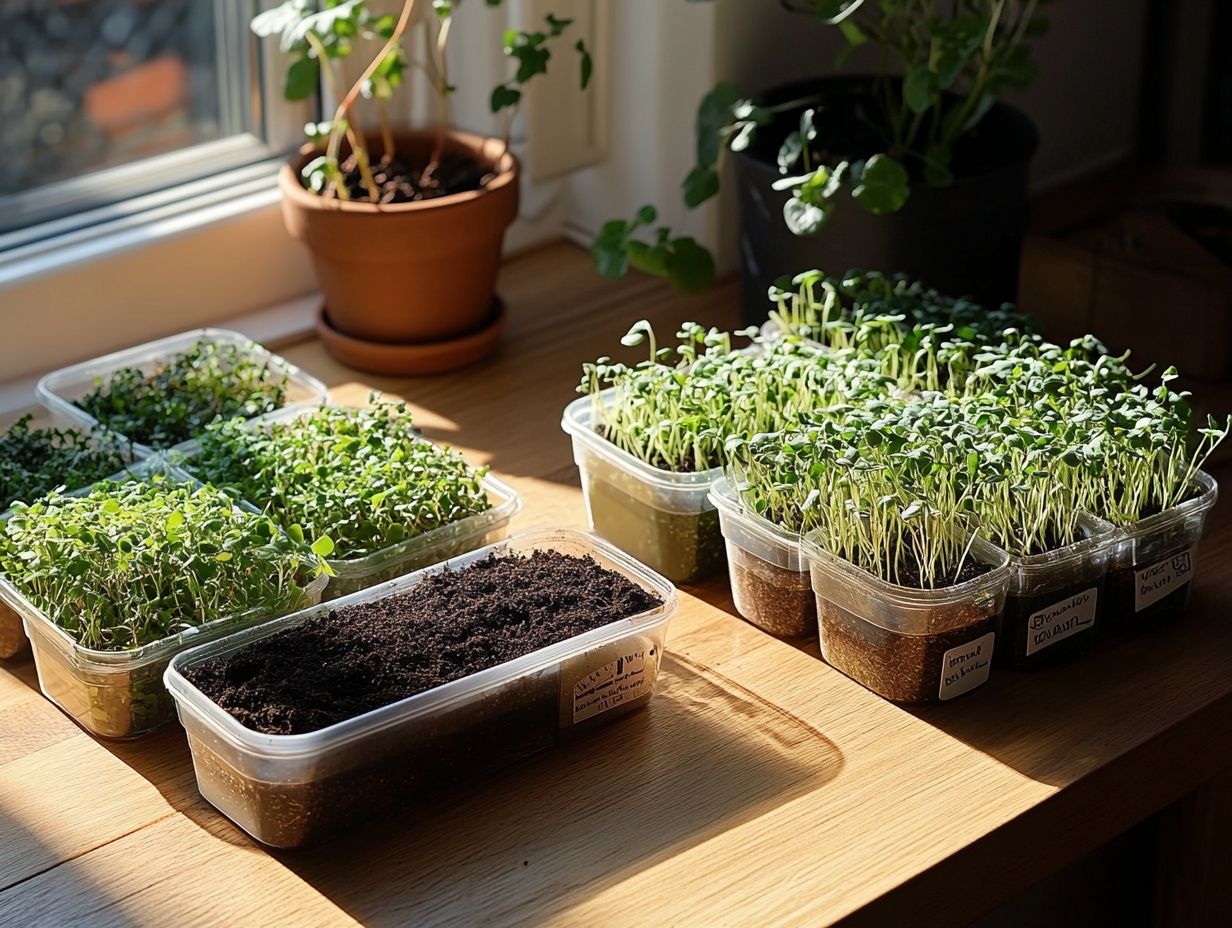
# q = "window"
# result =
<box><xmin>0</xmin><ymin>0</ymin><xmax>311</xmax><ymax>244</ymax></box>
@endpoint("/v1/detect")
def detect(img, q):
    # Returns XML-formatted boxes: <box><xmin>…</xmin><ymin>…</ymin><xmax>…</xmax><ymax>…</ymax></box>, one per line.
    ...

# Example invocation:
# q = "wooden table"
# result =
<box><xmin>2</xmin><ymin>244</ymin><xmax>1230</xmax><ymax>927</ymax></box>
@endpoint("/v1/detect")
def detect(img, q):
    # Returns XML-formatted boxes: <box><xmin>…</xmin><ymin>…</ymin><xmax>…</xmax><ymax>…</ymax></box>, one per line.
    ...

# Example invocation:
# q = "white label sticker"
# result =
<box><xmin>1134</xmin><ymin>548</ymin><xmax>1194</xmax><ymax>612</ymax></box>
<box><xmin>1025</xmin><ymin>587</ymin><xmax>1099</xmax><ymax>656</ymax></box>
<box><xmin>938</xmin><ymin>632</ymin><xmax>995</xmax><ymax>701</ymax></box>
<box><xmin>573</xmin><ymin>649</ymin><xmax>650</xmax><ymax>723</ymax></box>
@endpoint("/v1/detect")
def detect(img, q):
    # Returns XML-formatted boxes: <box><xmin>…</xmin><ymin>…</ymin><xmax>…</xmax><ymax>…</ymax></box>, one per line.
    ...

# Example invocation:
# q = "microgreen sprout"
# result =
<box><xmin>1</xmin><ymin>416</ymin><xmax>127</xmax><ymax>513</ymax></box>
<box><xmin>77</xmin><ymin>341</ymin><xmax>288</xmax><ymax>449</ymax></box>
<box><xmin>188</xmin><ymin>402</ymin><xmax>492</xmax><ymax>561</ymax></box>
<box><xmin>0</xmin><ymin>477</ymin><xmax>323</xmax><ymax>651</ymax></box>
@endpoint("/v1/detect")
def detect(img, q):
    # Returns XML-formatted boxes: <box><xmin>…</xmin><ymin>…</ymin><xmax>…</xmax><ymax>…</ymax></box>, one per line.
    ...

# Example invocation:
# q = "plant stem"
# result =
<box><xmin>306</xmin><ymin>30</ymin><xmax>380</xmax><ymax>201</ymax></box>
<box><xmin>324</xmin><ymin>0</ymin><xmax>419</xmax><ymax>202</ymax></box>
<box><xmin>423</xmin><ymin>12</ymin><xmax>454</xmax><ymax>183</ymax></box>
<box><xmin>376</xmin><ymin>99</ymin><xmax>395</xmax><ymax>164</ymax></box>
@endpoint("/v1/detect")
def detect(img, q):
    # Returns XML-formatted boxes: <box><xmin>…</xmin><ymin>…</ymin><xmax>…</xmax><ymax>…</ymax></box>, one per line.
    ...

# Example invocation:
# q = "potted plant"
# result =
<box><xmin>0</xmin><ymin>466</ymin><xmax>330</xmax><ymax>738</ymax></box>
<box><xmin>176</xmin><ymin>401</ymin><xmax>522</xmax><ymax>598</ymax></box>
<box><xmin>593</xmin><ymin>0</ymin><xmax>1045</xmax><ymax>322</ymax></box>
<box><xmin>165</xmin><ymin>529</ymin><xmax>676</xmax><ymax>847</ymax></box>
<box><xmin>253</xmin><ymin>0</ymin><xmax>593</xmax><ymax>374</ymax></box>
<box><xmin>0</xmin><ymin>410</ymin><xmax>134</xmax><ymax>659</ymax></box>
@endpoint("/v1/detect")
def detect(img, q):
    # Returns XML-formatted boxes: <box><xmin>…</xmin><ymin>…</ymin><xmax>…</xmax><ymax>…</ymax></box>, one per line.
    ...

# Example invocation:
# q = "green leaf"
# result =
<box><xmin>903</xmin><ymin>65</ymin><xmax>939</xmax><ymax>114</ymax></box>
<box><xmin>664</xmin><ymin>238</ymin><xmax>715</xmax><ymax>293</ymax></box>
<box><xmin>490</xmin><ymin>83</ymin><xmax>522</xmax><ymax>113</ymax></box>
<box><xmin>576</xmin><ymin>39</ymin><xmax>593</xmax><ymax>89</ymax></box>
<box><xmin>683</xmin><ymin>165</ymin><xmax>720</xmax><ymax>208</ymax></box>
<box><xmin>851</xmin><ymin>154</ymin><xmax>909</xmax><ymax>214</ymax></box>
<box><xmin>695</xmin><ymin>82</ymin><xmax>741</xmax><ymax>167</ymax></box>
<box><xmin>923</xmin><ymin>143</ymin><xmax>953</xmax><ymax>187</ymax></box>
<box><xmin>783</xmin><ymin>197</ymin><xmax>828</xmax><ymax>236</ymax></box>
<box><xmin>311</xmin><ymin>536</ymin><xmax>336</xmax><ymax>558</ymax></box>
<box><xmin>284</xmin><ymin>55</ymin><xmax>320</xmax><ymax>101</ymax></box>
<box><xmin>592</xmin><ymin>221</ymin><xmax>631</xmax><ymax>278</ymax></box>
<box><xmin>627</xmin><ymin>241</ymin><xmax>669</xmax><ymax>278</ymax></box>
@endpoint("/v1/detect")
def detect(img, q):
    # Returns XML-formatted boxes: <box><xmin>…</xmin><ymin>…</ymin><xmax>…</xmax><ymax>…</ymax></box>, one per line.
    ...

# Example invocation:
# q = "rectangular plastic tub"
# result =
<box><xmin>36</xmin><ymin>328</ymin><xmax>329</xmax><ymax>456</ymax></box>
<box><xmin>996</xmin><ymin>514</ymin><xmax>1119</xmax><ymax>670</ymax></box>
<box><xmin>803</xmin><ymin>531</ymin><xmax>1011</xmax><ymax>705</ymax></box>
<box><xmin>0</xmin><ymin>405</ymin><xmax>151</xmax><ymax>660</ymax></box>
<box><xmin>170</xmin><ymin>405</ymin><xmax>522</xmax><ymax>599</ymax></box>
<box><xmin>0</xmin><ymin>460</ymin><xmax>328</xmax><ymax>738</ymax></box>
<box><xmin>709</xmin><ymin>476</ymin><xmax>815</xmax><ymax>638</ymax></box>
<box><xmin>164</xmin><ymin>528</ymin><xmax>679</xmax><ymax>849</ymax></box>
<box><xmin>562</xmin><ymin>393</ymin><xmax>724</xmax><ymax>584</ymax></box>
<box><xmin>1102</xmin><ymin>470</ymin><xmax>1218</xmax><ymax>629</ymax></box>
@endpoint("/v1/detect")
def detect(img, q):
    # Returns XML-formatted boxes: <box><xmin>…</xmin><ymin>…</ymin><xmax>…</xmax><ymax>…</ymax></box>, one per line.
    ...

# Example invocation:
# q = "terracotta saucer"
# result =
<box><xmin>315</xmin><ymin>298</ymin><xmax>505</xmax><ymax>376</ymax></box>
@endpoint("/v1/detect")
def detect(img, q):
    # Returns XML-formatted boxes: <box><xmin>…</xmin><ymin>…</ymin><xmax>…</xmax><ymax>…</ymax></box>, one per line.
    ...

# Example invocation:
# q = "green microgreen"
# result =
<box><xmin>0</xmin><ymin>416</ymin><xmax>127</xmax><ymax>513</ymax></box>
<box><xmin>0</xmin><ymin>477</ymin><xmax>324</xmax><ymax>651</ymax></box>
<box><xmin>76</xmin><ymin>341</ymin><xmax>288</xmax><ymax>449</ymax></box>
<box><xmin>187</xmin><ymin>402</ymin><xmax>492</xmax><ymax>561</ymax></box>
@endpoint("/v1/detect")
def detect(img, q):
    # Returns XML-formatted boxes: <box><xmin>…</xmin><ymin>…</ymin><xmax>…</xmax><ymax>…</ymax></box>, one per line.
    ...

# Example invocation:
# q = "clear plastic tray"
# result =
<box><xmin>0</xmin><ymin>405</ymin><xmax>150</xmax><ymax>660</ymax></box>
<box><xmin>164</xmin><ymin>528</ymin><xmax>679</xmax><ymax>849</ymax></box>
<box><xmin>561</xmin><ymin>393</ymin><xmax>724</xmax><ymax>584</ymax></box>
<box><xmin>803</xmin><ymin>530</ymin><xmax>1011</xmax><ymax>705</ymax></box>
<box><xmin>36</xmin><ymin>328</ymin><xmax>329</xmax><ymax>455</ymax></box>
<box><xmin>170</xmin><ymin>405</ymin><xmax>522</xmax><ymax>599</ymax></box>
<box><xmin>709</xmin><ymin>476</ymin><xmax>814</xmax><ymax>638</ymax></box>
<box><xmin>997</xmin><ymin>513</ymin><xmax>1119</xmax><ymax>669</ymax></box>
<box><xmin>1102</xmin><ymin>470</ymin><xmax>1218</xmax><ymax>629</ymax></box>
<box><xmin>0</xmin><ymin>459</ymin><xmax>328</xmax><ymax>739</ymax></box>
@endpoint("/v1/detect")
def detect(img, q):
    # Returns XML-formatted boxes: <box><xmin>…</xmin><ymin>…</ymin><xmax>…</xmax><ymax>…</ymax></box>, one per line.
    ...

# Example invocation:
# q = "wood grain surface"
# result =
<box><xmin>1</xmin><ymin>243</ymin><xmax>1229</xmax><ymax>927</ymax></box>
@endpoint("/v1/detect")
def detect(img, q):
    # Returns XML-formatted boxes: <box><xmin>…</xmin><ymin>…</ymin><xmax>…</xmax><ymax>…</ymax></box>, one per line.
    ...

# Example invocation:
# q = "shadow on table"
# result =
<box><xmin>908</xmin><ymin>580</ymin><xmax>1232</xmax><ymax>787</ymax></box>
<box><xmin>273</xmin><ymin>653</ymin><xmax>842</xmax><ymax>926</ymax></box>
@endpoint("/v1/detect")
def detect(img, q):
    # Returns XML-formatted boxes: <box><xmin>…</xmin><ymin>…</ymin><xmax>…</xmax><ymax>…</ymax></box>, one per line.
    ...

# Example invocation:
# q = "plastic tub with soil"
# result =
<box><xmin>0</xmin><ymin>405</ymin><xmax>150</xmax><ymax>660</ymax></box>
<box><xmin>996</xmin><ymin>514</ymin><xmax>1119</xmax><ymax>670</ymax></box>
<box><xmin>803</xmin><ymin>531</ymin><xmax>1011</xmax><ymax>705</ymax></box>
<box><xmin>1101</xmin><ymin>471</ymin><xmax>1218</xmax><ymax>630</ymax></box>
<box><xmin>0</xmin><ymin>461</ymin><xmax>328</xmax><ymax>739</ymax></box>
<box><xmin>36</xmin><ymin>327</ymin><xmax>328</xmax><ymax>456</ymax></box>
<box><xmin>561</xmin><ymin>394</ymin><xmax>724</xmax><ymax>584</ymax></box>
<box><xmin>169</xmin><ymin>405</ymin><xmax>522</xmax><ymax>600</ymax></box>
<box><xmin>164</xmin><ymin>529</ymin><xmax>678</xmax><ymax>849</ymax></box>
<box><xmin>709</xmin><ymin>476</ymin><xmax>814</xmax><ymax>638</ymax></box>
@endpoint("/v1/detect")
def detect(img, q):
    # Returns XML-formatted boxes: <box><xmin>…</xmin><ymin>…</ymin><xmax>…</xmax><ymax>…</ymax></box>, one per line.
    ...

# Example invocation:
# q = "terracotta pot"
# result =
<box><xmin>280</xmin><ymin>130</ymin><xmax>518</xmax><ymax>344</ymax></box>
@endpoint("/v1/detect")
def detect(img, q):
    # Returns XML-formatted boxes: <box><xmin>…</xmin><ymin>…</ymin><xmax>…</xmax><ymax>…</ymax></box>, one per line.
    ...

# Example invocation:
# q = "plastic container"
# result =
<box><xmin>164</xmin><ymin>528</ymin><xmax>678</xmax><ymax>849</ymax></box>
<box><xmin>36</xmin><ymin>328</ymin><xmax>329</xmax><ymax>455</ymax></box>
<box><xmin>803</xmin><ymin>531</ymin><xmax>1011</xmax><ymax>704</ymax></box>
<box><xmin>996</xmin><ymin>514</ymin><xmax>1119</xmax><ymax>670</ymax></box>
<box><xmin>0</xmin><ymin>405</ymin><xmax>150</xmax><ymax>660</ymax></box>
<box><xmin>170</xmin><ymin>405</ymin><xmax>522</xmax><ymax>599</ymax></box>
<box><xmin>0</xmin><ymin>460</ymin><xmax>328</xmax><ymax>739</ymax></box>
<box><xmin>562</xmin><ymin>394</ymin><xmax>724</xmax><ymax>584</ymax></box>
<box><xmin>709</xmin><ymin>476</ymin><xmax>814</xmax><ymax>637</ymax></box>
<box><xmin>1102</xmin><ymin>471</ymin><xmax>1219</xmax><ymax>629</ymax></box>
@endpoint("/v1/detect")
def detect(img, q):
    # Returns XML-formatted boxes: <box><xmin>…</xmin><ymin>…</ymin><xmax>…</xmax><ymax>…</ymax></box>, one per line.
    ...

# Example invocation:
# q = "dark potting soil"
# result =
<box><xmin>339</xmin><ymin>152</ymin><xmax>486</xmax><ymax>204</ymax></box>
<box><xmin>884</xmin><ymin>557</ymin><xmax>992</xmax><ymax>589</ymax></box>
<box><xmin>185</xmin><ymin>550</ymin><xmax>662</xmax><ymax>736</ymax></box>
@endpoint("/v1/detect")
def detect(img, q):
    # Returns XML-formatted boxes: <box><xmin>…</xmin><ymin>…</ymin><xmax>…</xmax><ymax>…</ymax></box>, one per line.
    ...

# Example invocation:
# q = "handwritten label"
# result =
<box><xmin>938</xmin><ymin>631</ymin><xmax>995</xmax><ymax>701</ymax></box>
<box><xmin>1134</xmin><ymin>548</ymin><xmax>1194</xmax><ymax>612</ymax></box>
<box><xmin>1025</xmin><ymin>587</ymin><xmax>1098</xmax><ymax>656</ymax></box>
<box><xmin>573</xmin><ymin>649</ymin><xmax>650</xmax><ymax>723</ymax></box>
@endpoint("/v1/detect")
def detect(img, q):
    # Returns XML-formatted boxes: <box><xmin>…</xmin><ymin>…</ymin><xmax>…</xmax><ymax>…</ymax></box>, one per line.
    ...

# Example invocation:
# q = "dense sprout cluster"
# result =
<box><xmin>77</xmin><ymin>341</ymin><xmax>288</xmax><ymax>449</ymax></box>
<box><xmin>0</xmin><ymin>416</ymin><xmax>127</xmax><ymax>513</ymax></box>
<box><xmin>0</xmin><ymin>477</ymin><xmax>322</xmax><ymax>651</ymax></box>
<box><xmin>583</xmin><ymin>272</ymin><xmax>1230</xmax><ymax>586</ymax></box>
<box><xmin>189</xmin><ymin>402</ymin><xmax>492</xmax><ymax>561</ymax></box>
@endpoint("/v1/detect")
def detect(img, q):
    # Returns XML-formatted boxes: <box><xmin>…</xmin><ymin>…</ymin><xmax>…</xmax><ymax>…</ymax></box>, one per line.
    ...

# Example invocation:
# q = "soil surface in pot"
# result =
<box><xmin>185</xmin><ymin>550</ymin><xmax>662</xmax><ymax>735</ymax></box>
<box><xmin>338</xmin><ymin>152</ymin><xmax>486</xmax><ymax>204</ymax></box>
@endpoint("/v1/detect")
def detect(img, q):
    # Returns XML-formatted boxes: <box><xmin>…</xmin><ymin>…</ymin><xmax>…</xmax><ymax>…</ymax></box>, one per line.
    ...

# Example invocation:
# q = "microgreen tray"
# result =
<box><xmin>165</xmin><ymin>528</ymin><xmax>678</xmax><ymax>848</ymax></box>
<box><xmin>0</xmin><ymin>460</ymin><xmax>328</xmax><ymax>739</ymax></box>
<box><xmin>170</xmin><ymin>405</ymin><xmax>522</xmax><ymax>599</ymax></box>
<box><xmin>562</xmin><ymin>393</ymin><xmax>724</xmax><ymax>584</ymax></box>
<box><xmin>36</xmin><ymin>328</ymin><xmax>329</xmax><ymax>457</ymax></box>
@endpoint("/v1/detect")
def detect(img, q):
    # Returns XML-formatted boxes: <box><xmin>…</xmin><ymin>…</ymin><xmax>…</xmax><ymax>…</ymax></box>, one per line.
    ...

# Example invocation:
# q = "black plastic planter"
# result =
<box><xmin>733</xmin><ymin>77</ymin><xmax>1039</xmax><ymax>324</ymax></box>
